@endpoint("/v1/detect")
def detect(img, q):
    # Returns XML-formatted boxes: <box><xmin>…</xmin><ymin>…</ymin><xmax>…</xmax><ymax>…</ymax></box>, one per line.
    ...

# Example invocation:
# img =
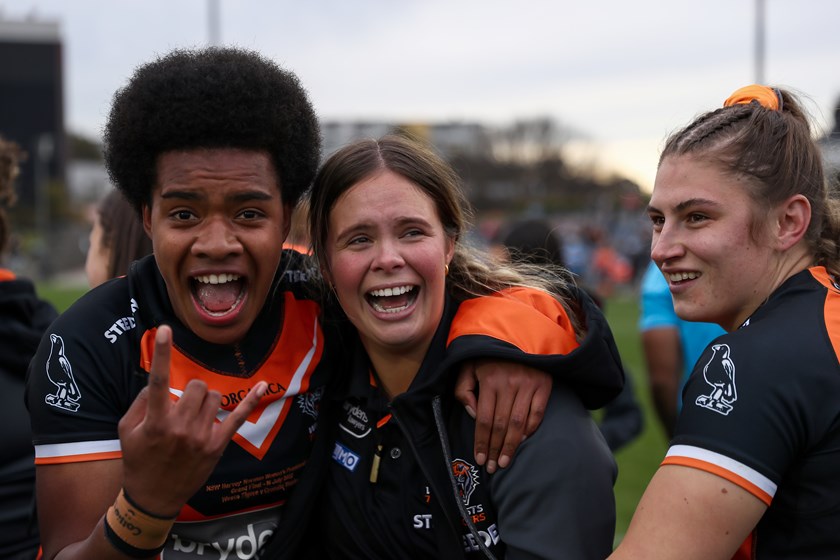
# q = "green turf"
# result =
<box><xmin>603</xmin><ymin>294</ymin><xmax>667</xmax><ymax>543</ymax></box>
<box><xmin>37</xmin><ymin>282</ymin><xmax>87</xmax><ymax>313</ymax></box>
<box><xmin>36</xmin><ymin>283</ymin><xmax>661</xmax><ymax>544</ymax></box>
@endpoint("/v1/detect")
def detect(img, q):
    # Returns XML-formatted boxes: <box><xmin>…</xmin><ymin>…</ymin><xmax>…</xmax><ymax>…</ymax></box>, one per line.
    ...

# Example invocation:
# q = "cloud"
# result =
<box><xmin>6</xmin><ymin>0</ymin><xmax>840</xmax><ymax>191</ymax></box>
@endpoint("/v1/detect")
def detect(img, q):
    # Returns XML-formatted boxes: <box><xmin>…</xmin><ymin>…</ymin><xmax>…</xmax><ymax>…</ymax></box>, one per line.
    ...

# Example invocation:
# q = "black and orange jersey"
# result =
<box><xmin>26</xmin><ymin>252</ymin><xmax>338</xmax><ymax>559</ymax></box>
<box><xmin>667</xmin><ymin>266</ymin><xmax>840</xmax><ymax>559</ymax></box>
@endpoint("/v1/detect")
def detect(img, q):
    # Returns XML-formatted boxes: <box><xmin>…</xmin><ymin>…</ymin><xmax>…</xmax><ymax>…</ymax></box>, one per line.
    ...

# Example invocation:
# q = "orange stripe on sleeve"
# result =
<box><xmin>662</xmin><ymin>455</ymin><xmax>773</xmax><ymax>506</ymax></box>
<box><xmin>448</xmin><ymin>287</ymin><xmax>578</xmax><ymax>355</ymax></box>
<box><xmin>35</xmin><ymin>450</ymin><xmax>122</xmax><ymax>465</ymax></box>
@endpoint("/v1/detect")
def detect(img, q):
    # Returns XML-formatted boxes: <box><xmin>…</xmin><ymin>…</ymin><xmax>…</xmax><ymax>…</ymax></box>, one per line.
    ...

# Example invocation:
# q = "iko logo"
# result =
<box><xmin>332</xmin><ymin>442</ymin><xmax>360</xmax><ymax>472</ymax></box>
<box><xmin>695</xmin><ymin>344</ymin><xmax>737</xmax><ymax>415</ymax></box>
<box><xmin>44</xmin><ymin>334</ymin><xmax>82</xmax><ymax>412</ymax></box>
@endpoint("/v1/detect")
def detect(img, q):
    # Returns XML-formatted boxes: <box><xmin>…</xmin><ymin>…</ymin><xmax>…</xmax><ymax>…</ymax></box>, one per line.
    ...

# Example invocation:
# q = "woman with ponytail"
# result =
<box><xmin>611</xmin><ymin>86</ymin><xmax>840</xmax><ymax>559</ymax></box>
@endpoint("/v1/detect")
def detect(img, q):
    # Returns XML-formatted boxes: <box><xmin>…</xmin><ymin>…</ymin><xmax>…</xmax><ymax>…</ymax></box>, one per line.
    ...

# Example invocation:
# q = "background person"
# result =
<box><xmin>638</xmin><ymin>260</ymin><xmax>724</xmax><ymax>440</ymax></box>
<box><xmin>306</xmin><ymin>135</ymin><xmax>620</xmax><ymax>559</ymax></box>
<box><xmin>86</xmin><ymin>188</ymin><xmax>153</xmax><ymax>288</ymax></box>
<box><xmin>500</xmin><ymin>218</ymin><xmax>643</xmax><ymax>452</ymax></box>
<box><xmin>0</xmin><ymin>134</ymin><xmax>57</xmax><ymax>560</ymax></box>
<box><xmin>611</xmin><ymin>85</ymin><xmax>840</xmax><ymax>559</ymax></box>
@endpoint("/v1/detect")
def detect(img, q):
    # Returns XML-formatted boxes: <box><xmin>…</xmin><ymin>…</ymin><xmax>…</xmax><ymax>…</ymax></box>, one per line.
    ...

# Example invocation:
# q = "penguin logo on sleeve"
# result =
<box><xmin>44</xmin><ymin>334</ymin><xmax>82</xmax><ymax>412</ymax></box>
<box><xmin>695</xmin><ymin>343</ymin><xmax>737</xmax><ymax>415</ymax></box>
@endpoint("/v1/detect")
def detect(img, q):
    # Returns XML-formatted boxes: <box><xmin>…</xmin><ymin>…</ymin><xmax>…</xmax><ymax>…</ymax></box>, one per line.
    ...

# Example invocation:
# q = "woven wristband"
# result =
<box><xmin>104</xmin><ymin>489</ymin><xmax>176</xmax><ymax>558</ymax></box>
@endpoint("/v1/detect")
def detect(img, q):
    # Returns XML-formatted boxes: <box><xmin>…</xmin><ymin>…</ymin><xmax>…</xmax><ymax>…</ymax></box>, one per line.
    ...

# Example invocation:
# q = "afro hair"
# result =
<box><xmin>103</xmin><ymin>47</ymin><xmax>321</xmax><ymax>214</ymax></box>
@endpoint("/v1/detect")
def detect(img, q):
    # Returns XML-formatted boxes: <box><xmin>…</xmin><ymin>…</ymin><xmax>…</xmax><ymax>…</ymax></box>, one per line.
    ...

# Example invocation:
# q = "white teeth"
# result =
<box><xmin>370</xmin><ymin>302</ymin><xmax>410</xmax><ymax>314</ymax></box>
<box><xmin>669</xmin><ymin>272</ymin><xmax>699</xmax><ymax>282</ymax></box>
<box><xmin>195</xmin><ymin>273</ymin><xmax>241</xmax><ymax>284</ymax></box>
<box><xmin>369</xmin><ymin>285</ymin><xmax>414</xmax><ymax>297</ymax></box>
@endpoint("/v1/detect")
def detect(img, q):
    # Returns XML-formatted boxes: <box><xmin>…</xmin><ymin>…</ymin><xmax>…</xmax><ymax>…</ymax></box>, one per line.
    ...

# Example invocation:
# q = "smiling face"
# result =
<box><xmin>143</xmin><ymin>148</ymin><xmax>291</xmax><ymax>345</ymax></box>
<box><xmin>649</xmin><ymin>155</ymin><xmax>781</xmax><ymax>331</ymax></box>
<box><xmin>325</xmin><ymin>169</ymin><xmax>455</xmax><ymax>359</ymax></box>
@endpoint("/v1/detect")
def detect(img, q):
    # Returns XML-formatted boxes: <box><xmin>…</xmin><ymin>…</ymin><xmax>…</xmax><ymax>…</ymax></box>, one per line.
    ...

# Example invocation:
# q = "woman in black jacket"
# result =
<box><xmin>307</xmin><ymin>134</ymin><xmax>622</xmax><ymax>559</ymax></box>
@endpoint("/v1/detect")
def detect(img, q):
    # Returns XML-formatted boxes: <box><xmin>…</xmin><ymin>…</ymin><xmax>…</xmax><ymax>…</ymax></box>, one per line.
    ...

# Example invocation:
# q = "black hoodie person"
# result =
<box><xmin>0</xmin><ymin>135</ymin><xmax>58</xmax><ymax>560</ymax></box>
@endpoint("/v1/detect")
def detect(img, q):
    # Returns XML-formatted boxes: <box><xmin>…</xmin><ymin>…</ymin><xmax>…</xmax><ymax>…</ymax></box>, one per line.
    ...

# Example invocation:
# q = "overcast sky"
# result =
<box><xmin>4</xmin><ymin>0</ymin><xmax>840</xmax><ymax>191</ymax></box>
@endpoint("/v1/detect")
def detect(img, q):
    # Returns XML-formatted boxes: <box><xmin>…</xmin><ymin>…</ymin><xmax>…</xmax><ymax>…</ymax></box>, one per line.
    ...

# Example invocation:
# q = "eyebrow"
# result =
<box><xmin>160</xmin><ymin>189</ymin><xmax>201</xmax><ymax>201</ymax></box>
<box><xmin>160</xmin><ymin>190</ymin><xmax>275</xmax><ymax>202</ymax></box>
<box><xmin>333</xmin><ymin>215</ymin><xmax>432</xmax><ymax>242</ymax></box>
<box><xmin>228</xmin><ymin>191</ymin><xmax>274</xmax><ymax>203</ymax></box>
<box><xmin>647</xmin><ymin>197</ymin><xmax>722</xmax><ymax>214</ymax></box>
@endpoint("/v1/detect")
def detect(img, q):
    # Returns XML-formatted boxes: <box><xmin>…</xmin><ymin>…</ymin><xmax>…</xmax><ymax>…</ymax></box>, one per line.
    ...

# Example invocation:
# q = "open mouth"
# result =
<box><xmin>192</xmin><ymin>273</ymin><xmax>245</xmax><ymax>317</ymax></box>
<box><xmin>365</xmin><ymin>285</ymin><xmax>418</xmax><ymax>314</ymax></box>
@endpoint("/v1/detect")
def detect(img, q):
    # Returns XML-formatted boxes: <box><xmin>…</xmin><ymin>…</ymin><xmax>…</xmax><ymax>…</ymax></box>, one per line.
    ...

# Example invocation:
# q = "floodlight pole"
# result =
<box><xmin>755</xmin><ymin>0</ymin><xmax>765</xmax><ymax>84</ymax></box>
<box><xmin>208</xmin><ymin>0</ymin><xmax>221</xmax><ymax>46</ymax></box>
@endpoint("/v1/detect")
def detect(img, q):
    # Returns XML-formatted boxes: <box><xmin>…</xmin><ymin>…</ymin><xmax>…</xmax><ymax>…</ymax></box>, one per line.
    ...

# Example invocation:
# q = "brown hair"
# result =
<box><xmin>308</xmin><ymin>134</ymin><xmax>580</xmax><ymax>332</ymax></box>
<box><xmin>0</xmin><ymin>136</ymin><xmax>25</xmax><ymax>256</ymax></box>
<box><xmin>96</xmin><ymin>189</ymin><xmax>153</xmax><ymax>277</ymax></box>
<box><xmin>660</xmin><ymin>87</ymin><xmax>840</xmax><ymax>275</ymax></box>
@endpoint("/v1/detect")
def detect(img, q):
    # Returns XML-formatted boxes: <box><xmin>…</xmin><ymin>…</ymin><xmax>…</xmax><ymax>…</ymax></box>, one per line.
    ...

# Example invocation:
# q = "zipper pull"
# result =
<box><xmin>370</xmin><ymin>444</ymin><xmax>383</xmax><ymax>483</ymax></box>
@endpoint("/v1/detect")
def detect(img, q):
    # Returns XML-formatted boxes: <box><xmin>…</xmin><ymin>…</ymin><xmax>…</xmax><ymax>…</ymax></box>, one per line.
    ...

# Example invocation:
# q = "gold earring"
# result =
<box><xmin>444</xmin><ymin>264</ymin><xmax>450</xmax><ymax>276</ymax></box>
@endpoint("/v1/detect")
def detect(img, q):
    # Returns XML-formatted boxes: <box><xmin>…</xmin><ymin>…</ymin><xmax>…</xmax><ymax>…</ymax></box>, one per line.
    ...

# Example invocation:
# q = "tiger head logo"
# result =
<box><xmin>451</xmin><ymin>458</ymin><xmax>480</xmax><ymax>505</ymax></box>
<box><xmin>297</xmin><ymin>386</ymin><xmax>323</xmax><ymax>419</ymax></box>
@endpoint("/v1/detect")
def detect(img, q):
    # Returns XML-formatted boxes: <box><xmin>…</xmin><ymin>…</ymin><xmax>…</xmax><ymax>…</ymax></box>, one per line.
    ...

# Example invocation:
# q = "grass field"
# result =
<box><xmin>37</xmin><ymin>282</ymin><xmax>87</xmax><ymax>313</ymax></box>
<box><xmin>35</xmin><ymin>281</ymin><xmax>664</xmax><ymax>543</ymax></box>
<box><xmin>603</xmin><ymin>293</ymin><xmax>667</xmax><ymax>542</ymax></box>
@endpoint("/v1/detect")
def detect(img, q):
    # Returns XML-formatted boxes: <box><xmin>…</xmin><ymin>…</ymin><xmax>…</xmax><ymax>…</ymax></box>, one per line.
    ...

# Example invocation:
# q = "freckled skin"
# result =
<box><xmin>325</xmin><ymin>170</ymin><xmax>455</xmax><ymax>366</ymax></box>
<box><xmin>650</xmin><ymin>156</ymin><xmax>780</xmax><ymax>330</ymax></box>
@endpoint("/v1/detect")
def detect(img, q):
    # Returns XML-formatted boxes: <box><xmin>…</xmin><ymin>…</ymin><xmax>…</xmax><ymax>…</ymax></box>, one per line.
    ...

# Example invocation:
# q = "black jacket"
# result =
<box><xmin>317</xmin><ymin>287</ymin><xmax>622</xmax><ymax>559</ymax></box>
<box><xmin>0</xmin><ymin>270</ymin><xmax>57</xmax><ymax>560</ymax></box>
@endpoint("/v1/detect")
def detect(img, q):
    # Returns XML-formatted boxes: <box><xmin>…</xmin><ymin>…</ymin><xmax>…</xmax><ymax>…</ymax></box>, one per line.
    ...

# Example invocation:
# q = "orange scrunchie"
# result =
<box><xmin>723</xmin><ymin>84</ymin><xmax>782</xmax><ymax>111</ymax></box>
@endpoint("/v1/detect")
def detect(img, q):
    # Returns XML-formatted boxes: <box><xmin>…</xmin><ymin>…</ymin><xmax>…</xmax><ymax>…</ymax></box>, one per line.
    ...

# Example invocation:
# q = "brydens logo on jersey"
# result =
<box><xmin>695</xmin><ymin>343</ymin><xmax>737</xmax><ymax>415</ymax></box>
<box><xmin>44</xmin><ymin>334</ymin><xmax>82</xmax><ymax>412</ymax></box>
<box><xmin>338</xmin><ymin>400</ymin><xmax>371</xmax><ymax>438</ymax></box>
<box><xmin>166</xmin><ymin>510</ymin><xmax>276</xmax><ymax>559</ymax></box>
<box><xmin>451</xmin><ymin>458</ymin><xmax>479</xmax><ymax>505</ymax></box>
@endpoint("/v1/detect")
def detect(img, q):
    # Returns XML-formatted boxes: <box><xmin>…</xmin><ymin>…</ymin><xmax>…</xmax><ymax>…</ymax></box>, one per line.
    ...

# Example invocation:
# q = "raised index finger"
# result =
<box><xmin>146</xmin><ymin>325</ymin><xmax>174</xmax><ymax>419</ymax></box>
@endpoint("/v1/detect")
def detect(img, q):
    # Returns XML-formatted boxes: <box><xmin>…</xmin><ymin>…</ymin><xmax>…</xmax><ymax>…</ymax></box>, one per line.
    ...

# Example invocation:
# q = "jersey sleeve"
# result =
<box><xmin>447</xmin><ymin>287</ymin><xmax>579</xmax><ymax>356</ymax></box>
<box><xmin>490</xmin><ymin>384</ymin><xmax>616</xmax><ymax>559</ymax></box>
<box><xmin>665</xmin><ymin>332</ymin><xmax>827</xmax><ymax>505</ymax></box>
<box><xmin>445</xmin><ymin>287</ymin><xmax>625</xmax><ymax>409</ymax></box>
<box><xmin>25</xmin><ymin>281</ymin><xmax>141</xmax><ymax>465</ymax></box>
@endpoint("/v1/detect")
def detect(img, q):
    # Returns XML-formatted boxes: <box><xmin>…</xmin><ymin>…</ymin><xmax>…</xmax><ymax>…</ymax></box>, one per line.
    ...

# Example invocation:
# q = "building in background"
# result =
<box><xmin>0</xmin><ymin>14</ymin><xmax>65</xmax><ymax>213</ymax></box>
